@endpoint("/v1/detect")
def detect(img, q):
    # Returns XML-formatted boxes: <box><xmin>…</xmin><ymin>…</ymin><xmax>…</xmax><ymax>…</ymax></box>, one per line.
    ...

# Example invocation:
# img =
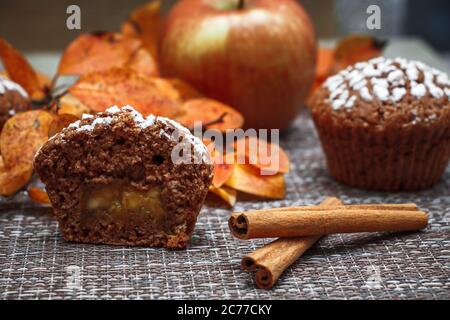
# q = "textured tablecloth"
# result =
<box><xmin>0</xmin><ymin>111</ymin><xmax>449</xmax><ymax>300</ymax></box>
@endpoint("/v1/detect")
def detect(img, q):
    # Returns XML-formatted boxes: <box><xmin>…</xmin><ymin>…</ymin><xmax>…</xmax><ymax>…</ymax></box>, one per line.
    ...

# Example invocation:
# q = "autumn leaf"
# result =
<box><xmin>122</xmin><ymin>0</ymin><xmax>161</xmax><ymax>61</ymax></box>
<box><xmin>48</xmin><ymin>113</ymin><xmax>79</xmax><ymax>138</ymax></box>
<box><xmin>0</xmin><ymin>157</ymin><xmax>33</xmax><ymax>196</ymax></box>
<box><xmin>1</xmin><ymin>69</ymin><xmax>51</xmax><ymax>93</ymax></box>
<box><xmin>0</xmin><ymin>110</ymin><xmax>54</xmax><ymax>196</ymax></box>
<box><xmin>36</xmin><ymin>71</ymin><xmax>52</xmax><ymax>91</ymax></box>
<box><xmin>28</xmin><ymin>187</ymin><xmax>51</xmax><ymax>205</ymax></box>
<box><xmin>166</xmin><ymin>78</ymin><xmax>203</xmax><ymax>102</ymax></box>
<box><xmin>234</xmin><ymin>136</ymin><xmax>290</xmax><ymax>175</ymax></box>
<box><xmin>58</xmin><ymin>32</ymin><xmax>157</xmax><ymax>77</ymax></box>
<box><xmin>151</xmin><ymin>78</ymin><xmax>203</xmax><ymax>103</ymax></box>
<box><xmin>213</xmin><ymin>161</ymin><xmax>235</xmax><ymax>189</ymax></box>
<box><xmin>128</xmin><ymin>48</ymin><xmax>159</xmax><ymax>77</ymax></box>
<box><xmin>309</xmin><ymin>48</ymin><xmax>334</xmax><ymax>99</ymax></box>
<box><xmin>316</xmin><ymin>47</ymin><xmax>335</xmax><ymax>80</ymax></box>
<box><xmin>202</xmin><ymin>138</ymin><xmax>235</xmax><ymax>188</ymax></box>
<box><xmin>204</xmin><ymin>136</ymin><xmax>288</xmax><ymax>201</ymax></box>
<box><xmin>0</xmin><ymin>37</ymin><xmax>45</xmax><ymax>100</ymax></box>
<box><xmin>176</xmin><ymin>98</ymin><xmax>244</xmax><ymax>132</ymax></box>
<box><xmin>334</xmin><ymin>35</ymin><xmax>386</xmax><ymax>70</ymax></box>
<box><xmin>309</xmin><ymin>35</ymin><xmax>385</xmax><ymax>102</ymax></box>
<box><xmin>69</xmin><ymin>68</ymin><xmax>183</xmax><ymax>118</ymax></box>
<box><xmin>0</xmin><ymin>110</ymin><xmax>54</xmax><ymax>168</ymax></box>
<box><xmin>55</xmin><ymin>94</ymin><xmax>91</xmax><ymax>118</ymax></box>
<box><xmin>148</xmin><ymin>77</ymin><xmax>181</xmax><ymax>101</ymax></box>
<box><xmin>211</xmin><ymin>150</ymin><xmax>235</xmax><ymax>188</ymax></box>
<box><xmin>225</xmin><ymin>164</ymin><xmax>285</xmax><ymax>200</ymax></box>
<box><xmin>209</xmin><ymin>186</ymin><xmax>237</xmax><ymax>207</ymax></box>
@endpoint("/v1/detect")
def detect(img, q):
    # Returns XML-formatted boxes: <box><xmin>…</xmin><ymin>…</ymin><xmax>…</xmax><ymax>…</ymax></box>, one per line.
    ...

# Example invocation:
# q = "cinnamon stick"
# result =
<box><xmin>258</xmin><ymin>203</ymin><xmax>419</xmax><ymax>212</ymax></box>
<box><xmin>230</xmin><ymin>204</ymin><xmax>428</xmax><ymax>240</ymax></box>
<box><xmin>242</xmin><ymin>197</ymin><xmax>342</xmax><ymax>290</ymax></box>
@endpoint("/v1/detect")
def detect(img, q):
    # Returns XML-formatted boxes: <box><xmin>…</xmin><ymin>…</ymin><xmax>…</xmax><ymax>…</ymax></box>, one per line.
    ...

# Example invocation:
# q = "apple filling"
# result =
<box><xmin>82</xmin><ymin>184</ymin><xmax>165</xmax><ymax>222</ymax></box>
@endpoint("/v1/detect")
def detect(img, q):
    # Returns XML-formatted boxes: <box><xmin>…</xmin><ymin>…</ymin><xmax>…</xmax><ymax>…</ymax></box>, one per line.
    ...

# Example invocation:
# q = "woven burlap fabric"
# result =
<box><xmin>0</xmin><ymin>112</ymin><xmax>449</xmax><ymax>300</ymax></box>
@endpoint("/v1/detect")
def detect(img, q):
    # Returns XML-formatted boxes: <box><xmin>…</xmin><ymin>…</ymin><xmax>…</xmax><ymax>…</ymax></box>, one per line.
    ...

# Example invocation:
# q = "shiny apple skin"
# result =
<box><xmin>159</xmin><ymin>0</ymin><xmax>317</xmax><ymax>130</ymax></box>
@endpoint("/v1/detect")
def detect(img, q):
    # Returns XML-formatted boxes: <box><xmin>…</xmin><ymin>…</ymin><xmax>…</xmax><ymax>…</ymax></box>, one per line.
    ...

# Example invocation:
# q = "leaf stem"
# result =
<box><xmin>188</xmin><ymin>112</ymin><xmax>228</xmax><ymax>132</ymax></box>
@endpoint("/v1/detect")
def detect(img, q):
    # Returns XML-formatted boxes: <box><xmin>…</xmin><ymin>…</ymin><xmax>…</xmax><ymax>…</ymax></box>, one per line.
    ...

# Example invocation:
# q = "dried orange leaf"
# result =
<box><xmin>56</xmin><ymin>94</ymin><xmax>91</xmax><ymax>118</ymax></box>
<box><xmin>334</xmin><ymin>35</ymin><xmax>385</xmax><ymax>70</ymax></box>
<box><xmin>316</xmin><ymin>47</ymin><xmax>335</xmax><ymax>80</ymax></box>
<box><xmin>0</xmin><ymin>159</ymin><xmax>33</xmax><ymax>196</ymax></box>
<box><xmin>148</xmin><ymin>77</ymin><xmax>181</xmax><ymax>101</ymax></box>
<box><xmin>0</xmin><ymin>110</ymin><xmax>54</xmax><ymax>170</ymax></box>
<box><xmin>234</xmin><ymin>136</ymin><xmax>290</xmax><ymax>175</ymax></box>
<box><xmin>202</xmin><ymin>139</ymin><xmax>235</xmax><ymax>188</ymax></box>
<box><xmin>128</xmin><ymin>48</ymin><xmax>159</xmax><ymax>77</ymax></box>
<box><xmin>225</xmin><ymin>164</ymin><xmax>285</xmax><ymax>200</ymax></box>
<box><xmin>36</xmin><ymin>71</ymin><xmax>52</xmax><ymax>91</ymax></box>
<box><xmin>212</xmin><ymin>151</ymin><xmax>235</xmax><ymax>188</ymax></box>
<box><xmin>28</xmin><ymin>187</ymin><xmax>51</xmax><ymax>205</ymax></box>
<box><xmin>1</xmin><ymin>69</ymin><xmax>50</xmax><ymax>92</ymax></box>
<box><xmin>69</xmin><ymin>68</ymin><xmax>183</xmax><ymax>118</ymax></box>
<box><xmin>0</xmin><ymin>37</ymin><xmax>44</xmax><ymax>99</ymax></box>
<box><xmin>309</xmin><ymin>37</ymin><xmax>385</xmax><ymax>102</ymax></box>
<box><xmin>48</xmin><ymin>113</ymin><xmax>79</xmax><ymax>138</ymax></box>
<box><xmin>177</xmin><ymin>98</ymin><xmax>244</xmax><ymax>132</ymax></box>
<box><xmin>121</xmin><ymin>0</ymin><xmax>161</xmax><ymax>60</ymax></box>
<box><xmin>213</xmin><ymin>162</ymin><xmax>234</xmax><ymax>188</ymax></box>
<box><xmin>308</xmin><ymin>47</ymin><xmax>336</xmax><ymax>99</ymax></box>
<box><xmin>209</xmin><ymin>186</ymin><xmax>237</xmax><ymax>207</ymax></box>
<box><xmin>166</xmin><ymin>78</ymin><xmax>203</xmax><ymax>102</ymax></box>
<box><xmin>58</xmin><ymin>32</ymin><xmax>142</xmax><ymax>76</ymax></box>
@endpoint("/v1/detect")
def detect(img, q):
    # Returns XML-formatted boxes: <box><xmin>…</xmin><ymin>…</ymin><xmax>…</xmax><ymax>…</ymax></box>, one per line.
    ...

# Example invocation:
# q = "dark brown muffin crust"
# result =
<box><xmin>311</xmin><ymin>57</ymin><xmax>450</xmax><ymax>191</ymax></box>
<box><xmin>0</xmin><ymin>77</ymin><xmax>31</xmax><ymax>130</ymax></box>
<box><xmin>34</xmin><ymin>106</ymin><xmax>213</xmax><ymax>248</ymax></box>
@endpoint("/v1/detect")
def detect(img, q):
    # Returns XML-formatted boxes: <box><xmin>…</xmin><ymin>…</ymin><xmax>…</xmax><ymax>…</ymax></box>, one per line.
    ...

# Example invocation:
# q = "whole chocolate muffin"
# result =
<box><xmin>34</xmin><ymin>106</ymin><xmax>213</xmax><ymax>248</ymax></box>
<box><xmin>311</xmin><ymin>57</ymin><xmax>450</xmax><ymax>191</ymax></box>
<box><xmin>0</xmin><ymin>76</ymin><xmax>31</xmax><ymax>130</ymax></box>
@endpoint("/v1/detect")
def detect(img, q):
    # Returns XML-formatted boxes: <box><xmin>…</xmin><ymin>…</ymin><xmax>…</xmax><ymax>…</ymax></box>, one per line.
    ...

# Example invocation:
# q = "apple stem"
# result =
<box><xmin>238</xmin><ymin>0</ymin><xmax>245</xmax><ymax>9</ymax></box>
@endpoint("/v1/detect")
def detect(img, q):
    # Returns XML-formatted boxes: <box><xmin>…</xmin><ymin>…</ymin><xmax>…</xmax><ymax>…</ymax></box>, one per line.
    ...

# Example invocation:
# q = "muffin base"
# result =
<box><xmin>58</xmin><ymin>210</ymin><xmax>193</xmax><ymax>249</ymax></box>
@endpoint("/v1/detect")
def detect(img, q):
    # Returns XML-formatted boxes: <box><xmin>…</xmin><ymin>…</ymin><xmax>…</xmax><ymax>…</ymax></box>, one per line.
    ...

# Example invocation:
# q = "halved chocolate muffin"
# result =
<box><xmin>0</xmin><ymin>76</ymin><xmax>31</xmax><ymax>130</ymax></box>
<box><xmin>34</xmin><ymin>106</ymin><xmax>213</xmax><ymax>248</ymax></box>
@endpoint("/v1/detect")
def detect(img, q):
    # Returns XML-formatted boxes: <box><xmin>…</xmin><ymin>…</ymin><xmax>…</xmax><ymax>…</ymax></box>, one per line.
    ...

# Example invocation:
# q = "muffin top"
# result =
<box><xmin>311</xmin><ymin>57</ymin><xmax>450</xmax><ymax>128</ymax></box>
<box><xmin>0</xmin><ymin>76</ymin><xmax>31</xmax><ymax>128</ymax></box>
<box><xmin>41</xmin><ymin>105</ymin><xmax>211</xmax><ymax>165</ymax></box>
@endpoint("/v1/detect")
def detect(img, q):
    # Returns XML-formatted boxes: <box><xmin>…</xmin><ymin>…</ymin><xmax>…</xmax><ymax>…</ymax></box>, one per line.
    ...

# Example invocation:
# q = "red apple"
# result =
<box><xmin>159</xmin><ymin>0</ymin><xmax>317</xmax><ymax>130</ymax></box>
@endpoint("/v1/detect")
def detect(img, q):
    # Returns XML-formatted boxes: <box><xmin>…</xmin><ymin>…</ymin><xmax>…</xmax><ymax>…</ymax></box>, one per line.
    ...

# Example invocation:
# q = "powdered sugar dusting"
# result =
<box><xmin>392</xmin><ymin>87</ymin><xmax>407</xmax><ymax>102</ymax></box>
<box><xmin>106</xmin><ymin>106</ymin><xmax>121</xmax><ymax>114</ymax></box>
<box><xmin>373</xmin><ymin>85</ymin><xmax>389</xmax><ymax>101</ymax></box>
<box><xmin>0</xmin><ymin>76</ymin><xmax>28</xmax><ymax>97</ymax></box>
<box><xmin>411</xmin><ymin>83</ymin><xmax>426</xmax><ymax>98</ymax></box>
<box><xmin>68</xmin><ymin>121</ymin><xmax>81</xmax><ymax>129</ymax></box>
<box><xmin>345</xmin><ymin>96</ymin><xmax>357</xmax><ymax>109</ymax></box>
<box><xmin>156</xmin><ymin>116</ymin><xmax>210</xmax><ymax>163</ymax></box>
<box><xmin>360</xmin><ymin>87</ymin><xmax>373</xmax><ymax>102</ymax></box>
<box><xmin>324</xmin><ymin>57</ymin><xmax>450</xmax><ymax>116</ymax></box>
<box><xmin>82</xmin><ymin>114</ymin><xmax>94</xmax><ymax>120</ymax></box>
<box><xmin>65</xmin><ymin>106</ymin><xmax>210</xmax><ymax>164</ymax></box>
<box><xmin>445</xmin><ymin>88</ymin><xmax>450</xmax><ymax>98</ymax></box>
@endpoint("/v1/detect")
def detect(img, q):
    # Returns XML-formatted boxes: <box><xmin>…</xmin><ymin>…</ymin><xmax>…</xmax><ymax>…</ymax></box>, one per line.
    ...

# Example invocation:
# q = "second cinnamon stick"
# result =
<box><xmin>242</xmin><ymin>197</ymin><xmax>342</xmax><ymax>289</ymax></box>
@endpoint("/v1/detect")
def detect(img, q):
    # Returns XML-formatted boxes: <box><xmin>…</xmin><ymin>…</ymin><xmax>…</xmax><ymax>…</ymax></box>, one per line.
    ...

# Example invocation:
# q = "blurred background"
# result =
<box><xmin>0</xmin><ymin>0</ymin><xmax>449</xmax><ymax>62</ymax></box>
